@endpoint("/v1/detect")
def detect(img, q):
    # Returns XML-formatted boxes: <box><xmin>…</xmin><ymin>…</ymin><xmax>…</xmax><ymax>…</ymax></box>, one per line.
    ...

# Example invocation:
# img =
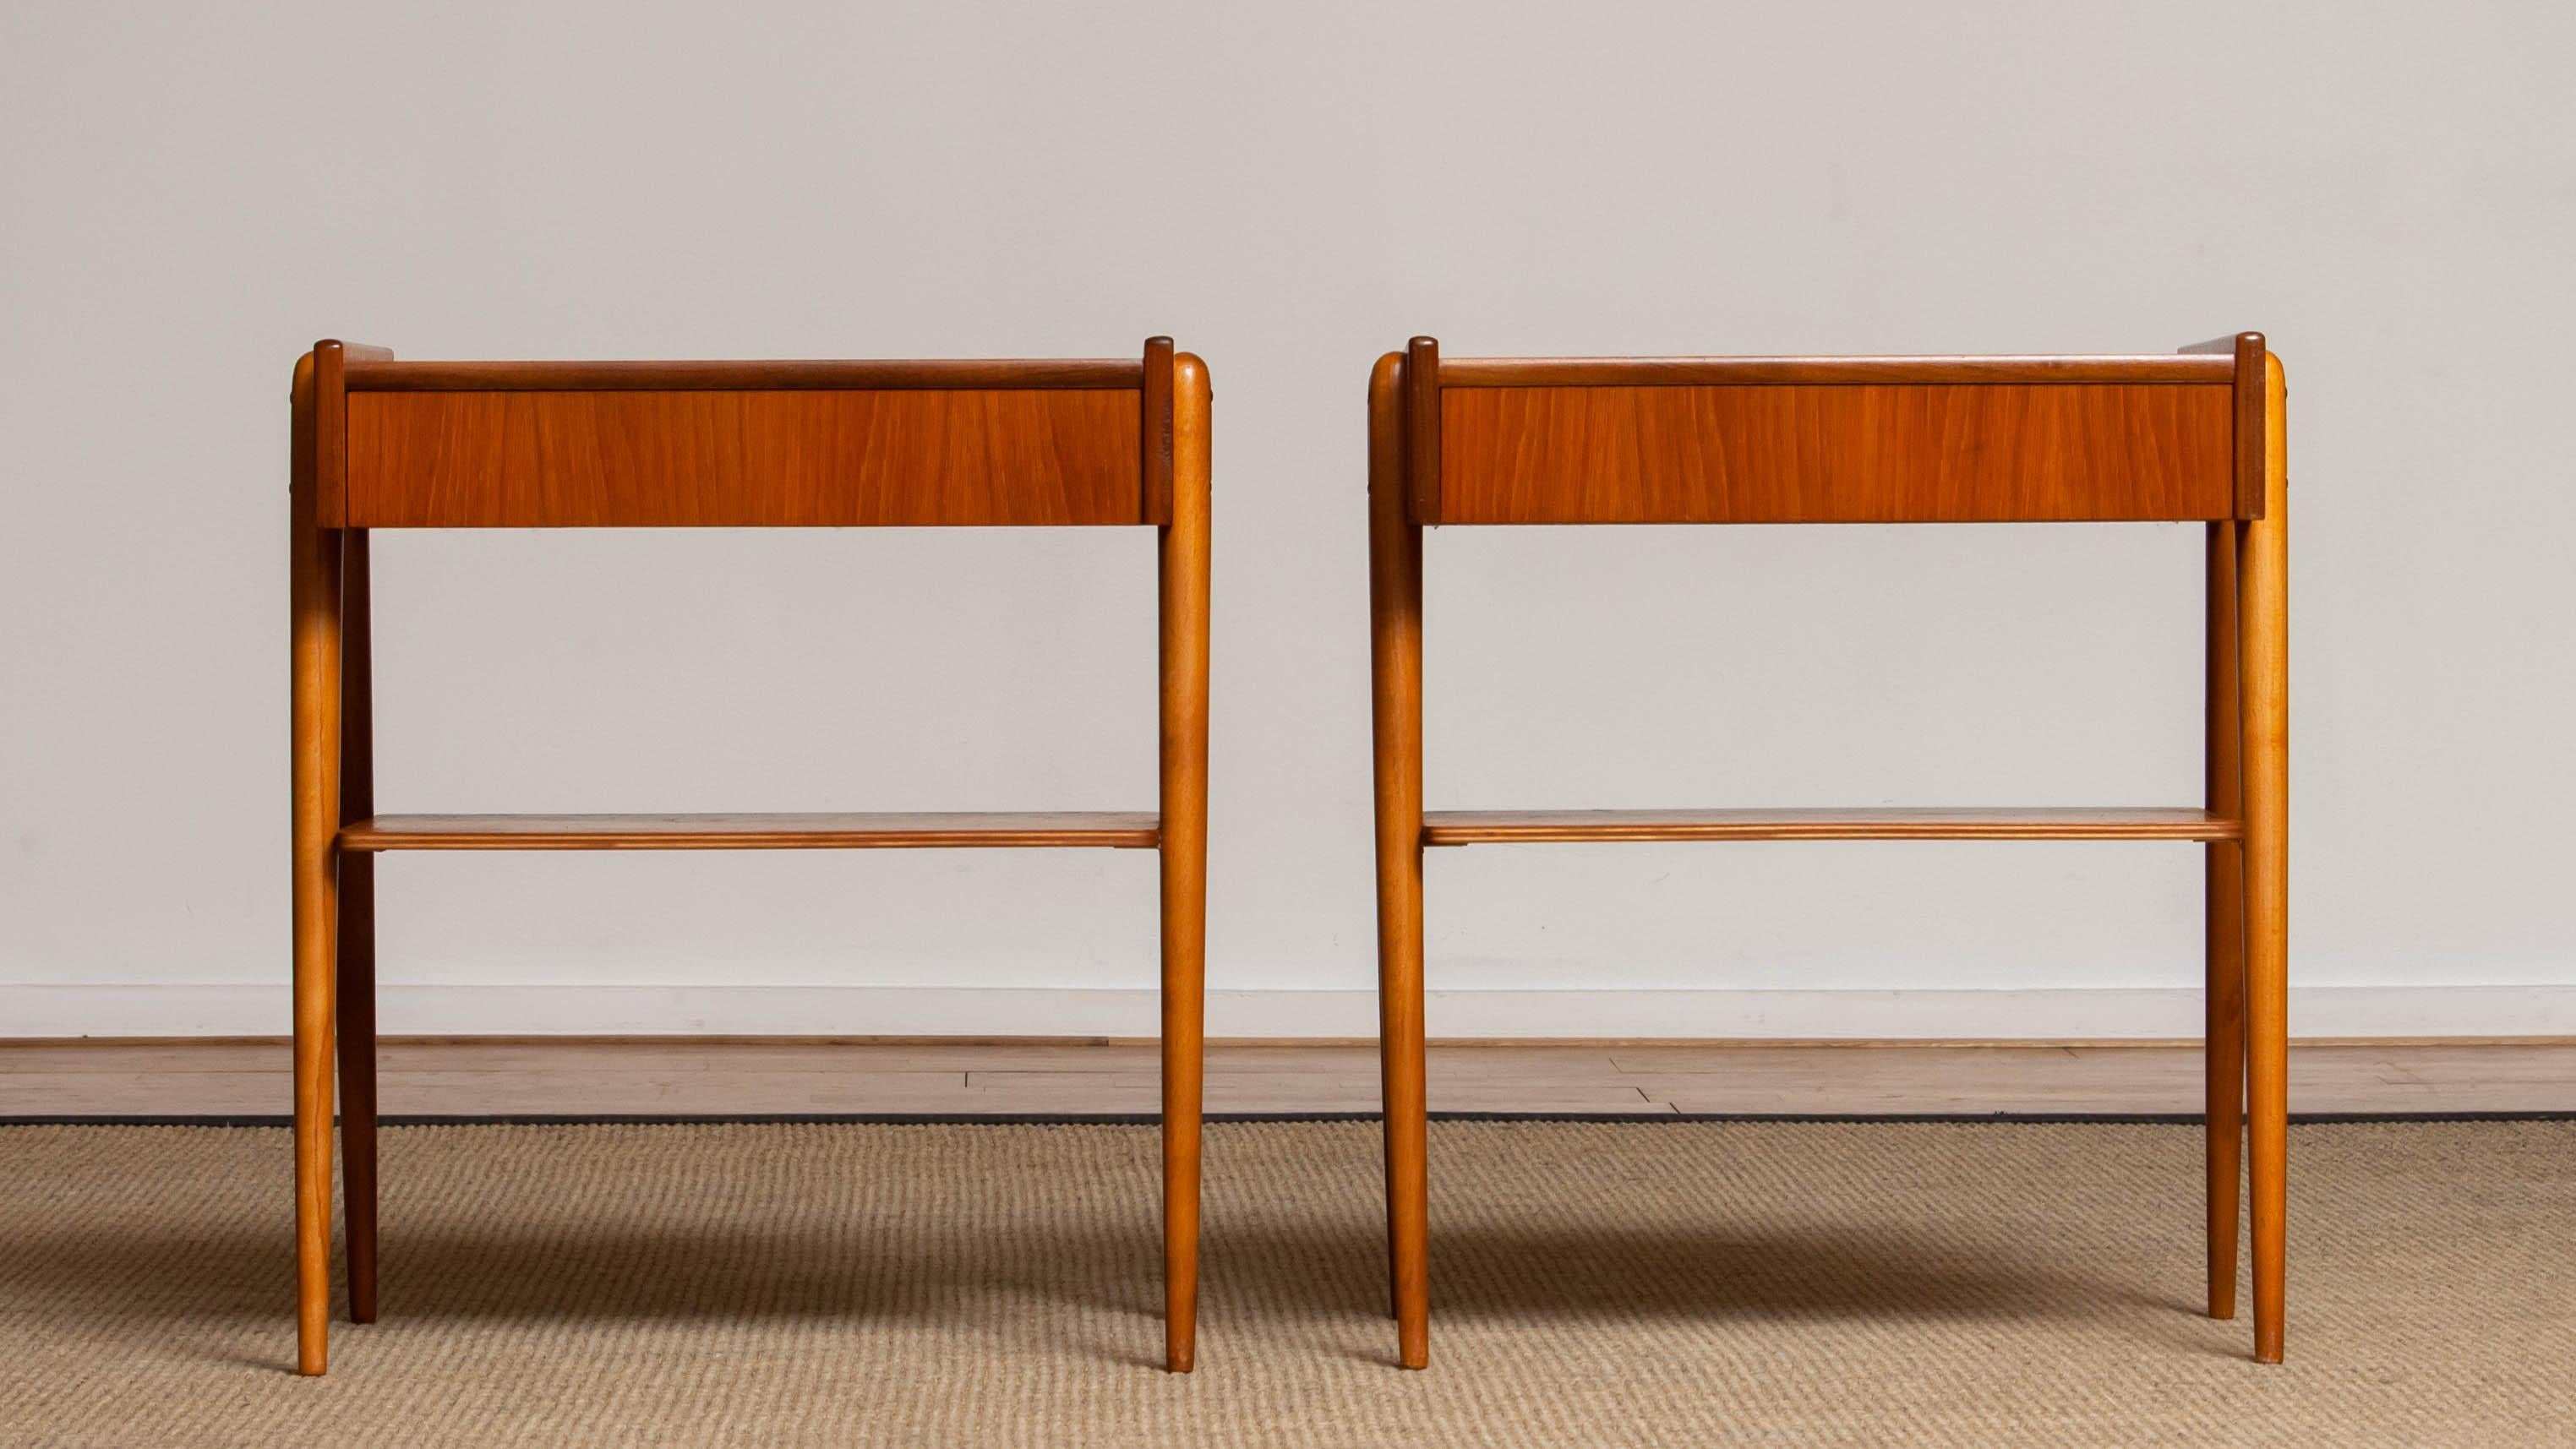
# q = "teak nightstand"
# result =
<box><xmin>287</xmin><ymin>339</ymin><xmax>1212</xmax><ymax>1375</ymax></box>
<box><xmin>1365</xmin><ymin>335</ymin><xmax>2288</xmax><ymax>1367</ymax></box>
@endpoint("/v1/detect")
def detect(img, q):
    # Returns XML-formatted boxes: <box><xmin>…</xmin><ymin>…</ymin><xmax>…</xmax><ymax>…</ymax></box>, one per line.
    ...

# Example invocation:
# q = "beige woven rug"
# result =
<box><xmin>2</xmin><ymin>1120</ymin><xmax>2569</xmax><ymax>1447</ymax></box>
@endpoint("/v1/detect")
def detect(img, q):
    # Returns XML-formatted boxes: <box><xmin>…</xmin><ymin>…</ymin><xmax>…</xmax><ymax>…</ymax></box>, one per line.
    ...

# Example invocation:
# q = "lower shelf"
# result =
<box><xmin>340</xmin><ymin>812</ymin><xmax>1161</xmax><ymax>852</ymax></box>
<box><xmin>1421</xmin><ymin>807</ymin><xmax>2240</xmax><ymax>846</ymax></box>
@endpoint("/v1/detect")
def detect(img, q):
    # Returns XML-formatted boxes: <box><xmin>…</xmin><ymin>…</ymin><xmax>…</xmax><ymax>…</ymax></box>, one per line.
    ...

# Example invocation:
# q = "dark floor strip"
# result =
<box><xmin>3</xmin><ymin>1111</ymin><xmax>2571</xmax><ymax>1128</ymax></box>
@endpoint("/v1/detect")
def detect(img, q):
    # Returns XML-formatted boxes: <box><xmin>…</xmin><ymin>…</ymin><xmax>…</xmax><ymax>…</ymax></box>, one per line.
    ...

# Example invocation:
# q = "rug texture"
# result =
<box><xmin>0</xmin><ymin>1120</ymin><xmax>2568</xmax><ymax>1447</ymax></box>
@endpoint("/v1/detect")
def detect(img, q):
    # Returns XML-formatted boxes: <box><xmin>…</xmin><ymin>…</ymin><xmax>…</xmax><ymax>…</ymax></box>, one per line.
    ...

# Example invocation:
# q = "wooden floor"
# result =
<box><xmin>3</xmin><ymin>1038</ymin><xmax>2569</xmax><ymax>1118</ymax></box>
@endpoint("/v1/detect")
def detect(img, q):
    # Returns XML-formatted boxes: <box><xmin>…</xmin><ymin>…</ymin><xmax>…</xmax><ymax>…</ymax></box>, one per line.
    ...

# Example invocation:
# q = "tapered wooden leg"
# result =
<box><xmin>2204</xmin><ymin>520</ymin><xmax>2246</xmax><ymax>1321</ymax></box>
<box><xmin>336</xmin><ymin>530</ymin><xmax>379</xmax><ymax>1325</ymax></box>
<box><xmin>1367</xmin><ymin>355</ymin><xmax>1430</xmax><ymax>1370</ymax></box>
<box><xmin>1157</xmin><ymin>353</ymin><xmax>1212</xmax><ymax>1374</ymax></box>
<box><xmin>288</xmin><ymin>356</ymin><xmax>344</xmax><ymax>1375</ymax></box>
<box><xmin>2237</xmin><ymin>356</ymin><xmax>2290</xmax><ymax>1363</ymax></box>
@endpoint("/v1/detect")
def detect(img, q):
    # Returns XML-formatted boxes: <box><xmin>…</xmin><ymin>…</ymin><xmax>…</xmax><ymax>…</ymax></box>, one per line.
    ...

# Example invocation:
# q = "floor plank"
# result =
<box><xmin>0</xmin><ymin>1039</ymin><xmax>2567</xmax><ymax>1118</ymax></box>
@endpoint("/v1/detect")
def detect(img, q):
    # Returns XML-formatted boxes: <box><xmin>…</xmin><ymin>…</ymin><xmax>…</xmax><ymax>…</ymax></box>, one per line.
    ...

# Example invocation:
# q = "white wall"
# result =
<box><xmin>4</xmin><ymin>2</ymin><xmax>2573</xmax><ymax>1038</ymax></box>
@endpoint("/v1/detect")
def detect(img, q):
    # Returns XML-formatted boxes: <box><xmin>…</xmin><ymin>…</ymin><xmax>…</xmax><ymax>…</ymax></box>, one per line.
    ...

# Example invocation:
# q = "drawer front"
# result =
<box><xmin>1438</xmin><ymin>383</ymin><xmax>2237</xmax><ymax>523</ymax></box>
<box><xmin>344</xmin><ymin>388</ymin><xmax>1145</xmax><ymax>526</ymax></box>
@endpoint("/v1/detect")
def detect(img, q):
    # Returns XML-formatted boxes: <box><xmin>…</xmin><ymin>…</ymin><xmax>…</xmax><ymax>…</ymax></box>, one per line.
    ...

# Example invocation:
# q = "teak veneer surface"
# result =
<box><xmin>342</xmin><ymin>358</ymin><xmax>1143</xmax><ymax>391</ymax></box>
<box><xmin>1436</xmin><ymin>355</ymin><xmax>2234</xmax><ymax>386</ymax></box>
<box><xmin>1434</xmin><ymin>383</ymin><xmax>2235</xmax><ymax>523</ymax></box>
<box><xmin>344</xmin><ymin>388</ymin><xmax>1145</xmax><ymax>527</ymax></box>
<box><xmin>341</xmin><ymin>813</ymin><xmax>1161</xmax><ymax>851</ymax></box>
<box><xmin>1420</xmin><ymin>808</ymin><xmax>2241</xmax><ymax>845</ymax></box>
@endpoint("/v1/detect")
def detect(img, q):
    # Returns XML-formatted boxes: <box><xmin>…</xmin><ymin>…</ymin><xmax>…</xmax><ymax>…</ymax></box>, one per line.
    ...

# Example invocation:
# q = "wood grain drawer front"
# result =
<box><xmin>345</xmin><ymin>389</ymin><xmax>1145</xmax><ymax>526</ymax></box>
<box><xmin>1436</xmin><ymin>383</ymin><xmax>2237</xmax><ymax>523</ymax></box>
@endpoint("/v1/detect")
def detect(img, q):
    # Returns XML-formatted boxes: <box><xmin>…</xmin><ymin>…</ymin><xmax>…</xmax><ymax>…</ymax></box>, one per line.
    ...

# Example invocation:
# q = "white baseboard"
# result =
<box><xmin>3</xmin><ymin>983</ymin><xmax>2571</xmax><ymax>1040</ymax></box>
